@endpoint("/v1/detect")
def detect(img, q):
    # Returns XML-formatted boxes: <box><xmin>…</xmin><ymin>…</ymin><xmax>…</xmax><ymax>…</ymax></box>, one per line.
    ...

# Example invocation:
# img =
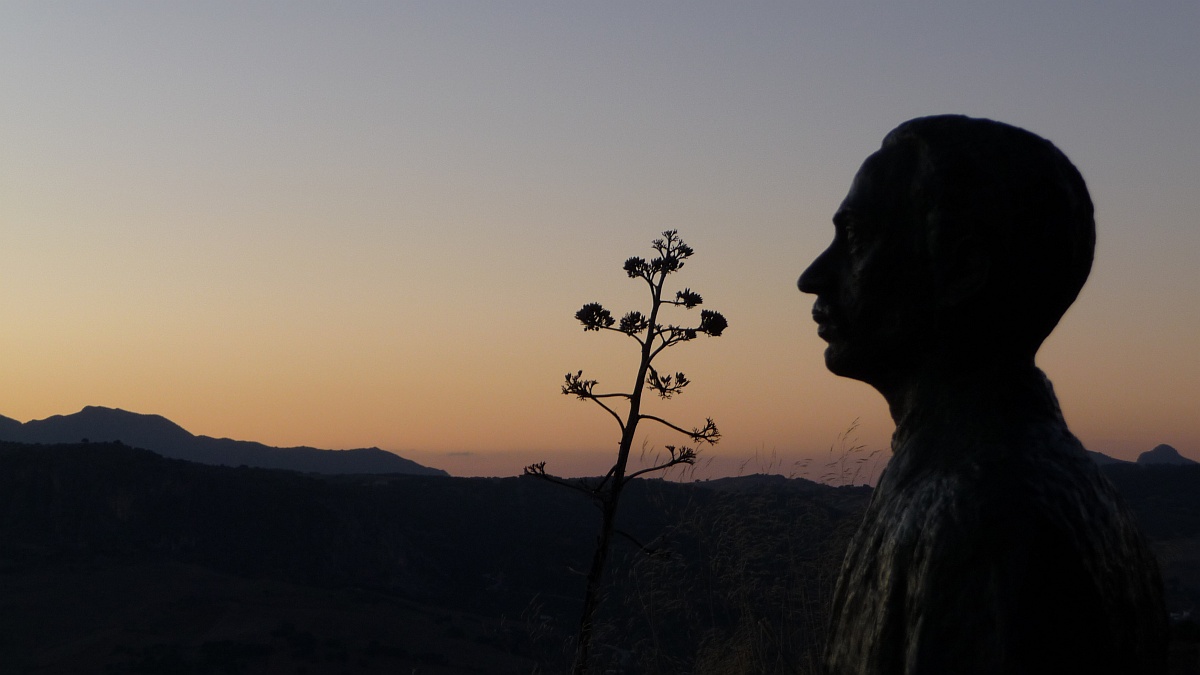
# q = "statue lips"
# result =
<box><xmin>812</xmin><ymin>303</ymin><xmax>837</xmax><ymax>341</ymax></box>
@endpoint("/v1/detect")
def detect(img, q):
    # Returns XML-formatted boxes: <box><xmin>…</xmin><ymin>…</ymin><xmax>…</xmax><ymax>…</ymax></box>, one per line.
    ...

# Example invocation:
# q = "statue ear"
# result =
<box><xmin>934</xmin><ymin>237</ymin><xmax>990</xmax><ymax>310</ymax></box>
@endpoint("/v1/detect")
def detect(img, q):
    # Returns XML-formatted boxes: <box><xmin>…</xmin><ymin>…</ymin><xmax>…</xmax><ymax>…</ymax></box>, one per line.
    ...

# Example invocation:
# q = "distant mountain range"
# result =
<box><xmin>0</xmin><ymin>406</ymin><xmax>447</xmax><ymax>476</ymax></box>
<box><xmin>0</xmin><ymin>405</ymin><xmax>1189</xmax><ymax>478</ymax></box>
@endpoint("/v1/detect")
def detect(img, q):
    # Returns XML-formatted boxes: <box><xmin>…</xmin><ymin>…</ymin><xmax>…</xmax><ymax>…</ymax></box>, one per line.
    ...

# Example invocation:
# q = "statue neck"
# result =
<box><xmin>883</xmin><ymin>356</ymin><xmax>1067</xmax><ymax>450</ymax></box>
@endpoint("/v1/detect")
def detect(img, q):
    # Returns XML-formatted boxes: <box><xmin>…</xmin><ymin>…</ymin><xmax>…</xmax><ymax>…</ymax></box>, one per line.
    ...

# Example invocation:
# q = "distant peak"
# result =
<box><xmin>1136</xmin><ymin>444</ymin><xmax>1197</xmax><ymax>466</ymax></box>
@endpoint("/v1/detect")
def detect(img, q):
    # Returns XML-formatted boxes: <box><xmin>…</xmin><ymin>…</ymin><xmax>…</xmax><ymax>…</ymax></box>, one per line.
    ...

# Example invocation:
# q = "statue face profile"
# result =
<box><xmin>798</xmin><ymin>115</ymin><xmax>1097</xmax><ymax>397</ymax></box>
<box><xmin>797</xmin><ymin>147</ymin><xmax>935</xmax><ymax>391</ymax></box>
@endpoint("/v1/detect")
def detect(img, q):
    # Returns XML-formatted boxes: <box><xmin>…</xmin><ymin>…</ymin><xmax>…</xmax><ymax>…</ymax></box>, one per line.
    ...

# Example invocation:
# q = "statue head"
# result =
<box><xmin>798</xmin><ymin>115</ymin><xmax>1095</xmax><ymax>391</ymax></box>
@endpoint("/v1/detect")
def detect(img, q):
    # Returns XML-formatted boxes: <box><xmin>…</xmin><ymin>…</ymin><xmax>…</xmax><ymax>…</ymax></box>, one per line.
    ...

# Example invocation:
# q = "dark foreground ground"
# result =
<box><xmin>1</xmin><ymin>441</ymin><xmax>1197</xmax><ymax>674</ymax></box>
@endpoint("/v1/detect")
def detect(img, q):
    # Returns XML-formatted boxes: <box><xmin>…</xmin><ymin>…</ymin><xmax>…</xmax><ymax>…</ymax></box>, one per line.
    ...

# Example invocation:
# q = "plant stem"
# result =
<box><xmin>571</xmin><ymin>254</ymin><xmax>667</xmax><ymax>674</ymax></box>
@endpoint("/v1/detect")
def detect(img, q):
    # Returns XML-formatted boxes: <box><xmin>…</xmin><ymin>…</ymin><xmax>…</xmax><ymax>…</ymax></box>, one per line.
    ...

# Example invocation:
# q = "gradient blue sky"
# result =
<box><xmin>2</xmin><ymin>2</ymin><xmax>1197</xmax><ymax>477</ymax></box>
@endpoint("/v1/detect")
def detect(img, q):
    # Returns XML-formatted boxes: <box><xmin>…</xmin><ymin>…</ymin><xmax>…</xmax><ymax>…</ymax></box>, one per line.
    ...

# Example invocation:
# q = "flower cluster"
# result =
<box><xmin>575</xmin><ymin>302</ymin><xmax>614</xmax><ymax>331</ymax></box>
<box><xmin>689</xmin><ymin>418</ymin><xmax>721</xmax><ymax>444</ymax></box>
<box><xmin>662</xmin><ymin>445</ymin><xmax>698</xmax><ymax>465</ymax></box>
<box><xmin>619</xmin><ymin>311</ymin><xmax>649</xmax><ymax>335</ymax></box>
<box><xmin>647</xmin><ymin>367</ymin><xmax>690</xmax><ymax>399</ymax></box>
<box><xmin>562</xmin><ymin>370</ymin><xmax>598</xmax><ymax>399</ymax></box>
<box><xmin>675</xmin><ymin>288</ymin><xmax>703</xmax><ymax>308</ymax></box>
<box><xmin>522</xmin><ymin>461</ymin><xmax>547</xmax><ymax>477</ymax></box>
<box><xmin>624</xmin><ymin>256</ymin><xmax>647</xmax><ymax>279</ymax></box>
<box><xmin>623</xmin><ymin>230</ymin><xmax>697</xmax><ymax>282</ymax></box>
<box><xmin>698</xmin><ymin>310</ymin><xmax>728</xmax><ymax>337</ymax></box>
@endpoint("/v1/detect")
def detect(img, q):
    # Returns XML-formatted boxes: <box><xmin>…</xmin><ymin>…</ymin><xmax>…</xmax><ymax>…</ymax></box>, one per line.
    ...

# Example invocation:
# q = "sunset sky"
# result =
<box><xmin>2</xmin><ymin>2</ymin><xmax>1197</xmax><ymax>478</ymax></box>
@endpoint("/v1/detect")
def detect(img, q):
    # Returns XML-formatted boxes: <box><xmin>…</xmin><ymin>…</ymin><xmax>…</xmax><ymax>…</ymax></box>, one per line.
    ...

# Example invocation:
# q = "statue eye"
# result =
<box><xmin>844</xmin><ymin>224</ymin><xmax>864</xmax><ymax>253</ymax></box>
<box><xmin>833</xmin><ymin>212</ymin><xmax>869</xmax><ymax>255</ymax></box>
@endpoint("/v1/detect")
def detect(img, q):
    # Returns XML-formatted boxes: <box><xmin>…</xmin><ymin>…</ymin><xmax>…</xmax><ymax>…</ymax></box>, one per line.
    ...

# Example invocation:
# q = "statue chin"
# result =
<box><xmin>821</xmin><ymin>341</ymin><xmax>889</xmax><ymax>389</ymax></box>
<box><xmin>822</xmin><ymin>347</ymin><xmax>858</xmax><ymax>379</ymax></box>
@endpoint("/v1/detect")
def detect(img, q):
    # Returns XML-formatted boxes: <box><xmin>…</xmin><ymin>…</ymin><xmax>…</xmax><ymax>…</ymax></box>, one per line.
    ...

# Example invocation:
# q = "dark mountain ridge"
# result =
<box><xmin>1</xmin><ymin>441</ymin><xmax>1197</xmax><ymax>673</ymax></box>
<box><xmin>1088</xmin><ymin>449</ymin><xmax>1132</xmax><ymax>465</ymax></box>
<box><xmin>0</xmin><ymin>441</ymin><xmax>870</xmax><ymax>673</ymax></box>
<box><xmin>0</xmin><ymin>406</ymin><xmax>446</xmax><ymax>476</ymax></box>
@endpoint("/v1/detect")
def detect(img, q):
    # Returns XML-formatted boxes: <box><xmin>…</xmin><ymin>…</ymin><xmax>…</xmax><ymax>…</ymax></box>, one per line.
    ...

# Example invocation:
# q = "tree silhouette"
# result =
<box><xmin>525</xmin><ymin>230</ymin><xmax>727</xmax><ymax>674</ymax></box>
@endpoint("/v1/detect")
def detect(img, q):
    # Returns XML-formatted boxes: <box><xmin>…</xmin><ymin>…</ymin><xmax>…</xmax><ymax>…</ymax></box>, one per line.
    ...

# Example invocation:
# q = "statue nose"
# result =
<box><xmin>798</xmin><ymin>248</ymin><xmax>833</xmax><ymax>294</ymax></box>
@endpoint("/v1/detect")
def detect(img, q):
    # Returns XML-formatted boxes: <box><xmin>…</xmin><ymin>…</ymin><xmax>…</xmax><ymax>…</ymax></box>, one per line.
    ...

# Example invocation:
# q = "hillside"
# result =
<box><xmin>1</xmin><ymin>441</ymin><xmax>1197</xmax><ymax>673</ymax></box>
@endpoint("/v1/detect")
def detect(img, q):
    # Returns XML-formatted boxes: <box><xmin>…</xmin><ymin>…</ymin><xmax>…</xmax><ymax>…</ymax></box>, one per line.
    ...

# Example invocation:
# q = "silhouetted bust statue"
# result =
<box><xmin>798</xmin><ymin>115</ymin><xmax>1166</xmax><ymax>674</ymax></box>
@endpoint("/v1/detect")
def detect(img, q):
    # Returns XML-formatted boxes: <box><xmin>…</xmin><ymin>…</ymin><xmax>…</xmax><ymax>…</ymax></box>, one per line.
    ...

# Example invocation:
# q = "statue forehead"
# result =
<box><xmin>836</xmin><ymin>147</ymin><xmax>920</xmax><ymax>230</ymax></box>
